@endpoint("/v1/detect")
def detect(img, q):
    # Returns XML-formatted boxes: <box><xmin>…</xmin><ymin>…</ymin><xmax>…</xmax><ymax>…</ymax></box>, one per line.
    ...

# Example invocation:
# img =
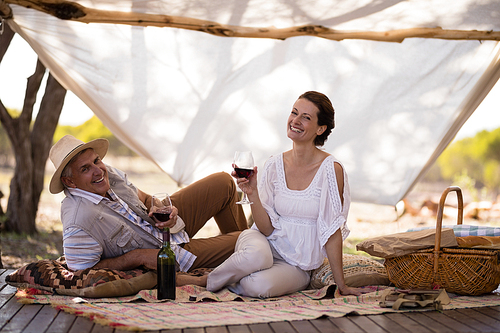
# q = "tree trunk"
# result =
<box><xmin>31</xmin><ymin>74</ymin><xmax>67</xmax><ymax>209</ymax></box>
<box><xmin>0</xmin><ymin>23</ymin><xmax>66</xmax><ymax>234</ymax></box>
<box><xmin>0</xmin><ymin>21</ymin><xmax>15</xmax><ymax>267</ymax></box>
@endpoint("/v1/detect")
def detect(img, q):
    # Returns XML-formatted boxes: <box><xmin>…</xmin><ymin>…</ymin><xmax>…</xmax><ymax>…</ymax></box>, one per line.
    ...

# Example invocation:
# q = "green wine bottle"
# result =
<box><xmin>157</xmin><ymin>227</ymin><xmax>176</xmax><ymax>300</ymax></box>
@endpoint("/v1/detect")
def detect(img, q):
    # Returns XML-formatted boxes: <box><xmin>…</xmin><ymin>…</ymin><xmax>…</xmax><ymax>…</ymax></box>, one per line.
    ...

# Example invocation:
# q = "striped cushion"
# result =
<box><xmin>309</xmin><ymin>254</ymin><xmax>389</xmax><ymax>289</ymax></box>
<box><xmin>5</xmin><ymin>256</ymin><xmax>156</xmax><ymax>298</ymax></box>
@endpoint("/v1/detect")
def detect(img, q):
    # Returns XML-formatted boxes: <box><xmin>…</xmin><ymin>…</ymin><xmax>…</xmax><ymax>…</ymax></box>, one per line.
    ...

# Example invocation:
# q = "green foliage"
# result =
<box><xmin>0</xmin><ymin>113</ymin><xmax>136</xmax><ymax>163</ymax></box>
<box><xmin>437</xmin><ymin>128</ymin><xmax>500</xmax><ymax>194</ymax></box>
<box><xmin>54</xmin><ymin>116</ymin><xmax>112</xmax><ymax>143</ymax></box>
<box><xmin>53</xmin><ymin>116</ymin><xmax>136</xmax><ymax>156</ymax></box>
<box><xmin>453</xmin><ymin>169</ymin><xmax>479</xmax><ymax>201</ymax></box>
<box><xmin>421</xmin><ymin>163</ymin><xmax>443</xmax><ymax>182</ymax></box>
<box><xmin>484</xmin><ymin>128</ymin><xmax>500</xmax><ymax>161</ymax></box>
<box><xmin>343</xmin><ymin>237</ymin><xmax>372</xmax><ymax>257</ymax></box>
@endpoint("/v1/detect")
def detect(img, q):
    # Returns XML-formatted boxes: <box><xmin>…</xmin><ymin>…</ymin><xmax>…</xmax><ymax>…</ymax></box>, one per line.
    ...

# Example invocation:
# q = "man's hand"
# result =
<box><xmin>139</xmin><ymin>188</ymin><xmax>179</xmax><ymax>229</ymax></box>
<box><xmin>149</xmin><ymin>205</ymin><xmax>179</xmax><ymax>229</ymax></box>
<box><xmin>92</xmin><ymin>248</ymin><xmax>159</xmax><ymax>271</ymax></box>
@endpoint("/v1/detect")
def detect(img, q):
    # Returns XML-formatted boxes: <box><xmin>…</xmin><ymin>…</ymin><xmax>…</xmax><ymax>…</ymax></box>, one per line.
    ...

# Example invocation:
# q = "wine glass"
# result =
<box><xmin>151</xmin><ymin>192</ymin><xmax>172</xmax><ymax>224</ymax></box>
<box><xmin>233</xmin><ymin>151</ymin><xmax>254</xmax><ymax>204</ymax></box>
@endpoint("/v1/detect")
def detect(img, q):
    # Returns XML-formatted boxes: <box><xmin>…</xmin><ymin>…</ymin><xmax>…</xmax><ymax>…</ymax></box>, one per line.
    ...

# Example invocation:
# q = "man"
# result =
<box><xmin>49</xmin><ymin>135</ymin><xmax>247</xmax><ymax>276</ymax></box>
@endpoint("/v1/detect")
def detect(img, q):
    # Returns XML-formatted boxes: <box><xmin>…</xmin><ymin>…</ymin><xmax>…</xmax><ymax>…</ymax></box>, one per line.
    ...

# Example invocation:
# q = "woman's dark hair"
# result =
<box><xmin>298</xmin><ymin>91</ymin><xmax>335</xmax><ymax>146</ymax></box>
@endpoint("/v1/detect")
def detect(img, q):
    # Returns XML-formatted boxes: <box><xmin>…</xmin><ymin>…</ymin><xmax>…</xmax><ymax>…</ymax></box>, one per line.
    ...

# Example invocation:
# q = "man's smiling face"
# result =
<box><xmin>62</xmin><ymin>148</ymin><xmax>110</xmax><ymax>197</ymax></box>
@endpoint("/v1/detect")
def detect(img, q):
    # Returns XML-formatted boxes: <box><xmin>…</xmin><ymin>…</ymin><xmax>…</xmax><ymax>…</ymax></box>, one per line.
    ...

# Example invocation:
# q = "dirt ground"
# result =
<box><xmin>2</xmin><ymin>157</ymin><xmax>499</xmax><ymax>269</ymax></box>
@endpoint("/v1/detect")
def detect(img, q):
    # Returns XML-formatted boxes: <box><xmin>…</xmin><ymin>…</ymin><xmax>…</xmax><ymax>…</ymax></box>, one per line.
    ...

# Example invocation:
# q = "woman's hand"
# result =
<box><xmin>149</xmin><ymin>205</ymin><xmax>179</xmax><ymax>229</ymax></box>
<box><xmin>325</xmin><ymin>231</ymin><xmax>371</xmax><ymax>297</ymax></box>
<box><xmin>232</xmin><ymin>165</ymin><xmax>274</xmax><ymax>236</ymax></box>
<box><xmin>231</xmin><ymin>165</ymin><xmax>258</xmax><ymax>197</ymax></box>
<box><xmin>337</xmin><ymin>285</ymin><xmax>370</xmax><ymax>296</ymax></box>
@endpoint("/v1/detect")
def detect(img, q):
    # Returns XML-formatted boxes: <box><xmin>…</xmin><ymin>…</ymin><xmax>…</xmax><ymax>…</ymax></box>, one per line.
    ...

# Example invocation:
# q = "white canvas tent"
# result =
<box><xmin>2</xmin><ymin>0</ymin><xmax>500</xmax><ymax>205</ymax></box>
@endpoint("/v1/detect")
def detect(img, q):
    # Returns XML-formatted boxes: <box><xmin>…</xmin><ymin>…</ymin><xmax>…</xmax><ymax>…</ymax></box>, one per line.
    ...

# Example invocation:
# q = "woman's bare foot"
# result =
<box><xmin>176</xmin><ymin>273</ymin><xmax>208</xmax><ymax>287</ymax></box>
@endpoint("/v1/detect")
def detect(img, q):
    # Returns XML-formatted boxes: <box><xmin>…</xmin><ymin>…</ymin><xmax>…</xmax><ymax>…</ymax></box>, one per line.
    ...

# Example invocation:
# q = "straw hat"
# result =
<box><xmin>49</xmin><ymin>135</ymin><xmax>109</xmax><ymax>194</ymax></box>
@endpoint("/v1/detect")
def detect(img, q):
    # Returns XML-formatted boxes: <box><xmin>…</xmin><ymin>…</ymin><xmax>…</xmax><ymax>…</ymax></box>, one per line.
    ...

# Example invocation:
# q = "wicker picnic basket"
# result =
<box><xmin>384</xmin><ymin>186</ymin><xmax>500</xmax><ymax>295</ymax></box>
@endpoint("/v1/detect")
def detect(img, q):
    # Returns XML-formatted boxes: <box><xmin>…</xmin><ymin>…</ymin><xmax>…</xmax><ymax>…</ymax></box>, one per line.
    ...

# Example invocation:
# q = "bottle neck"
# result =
<box><xmin>162</xmin><ymin>228</ymin><xmax>171</xmax><ymax>246</ymax></box>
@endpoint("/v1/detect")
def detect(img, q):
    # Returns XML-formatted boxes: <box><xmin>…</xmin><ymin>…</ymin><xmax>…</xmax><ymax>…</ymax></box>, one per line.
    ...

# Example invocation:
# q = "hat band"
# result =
<box><xmin>62</xmin><ymin>143</ymin><xmax>85</xmax><ymax>165</ymax></box>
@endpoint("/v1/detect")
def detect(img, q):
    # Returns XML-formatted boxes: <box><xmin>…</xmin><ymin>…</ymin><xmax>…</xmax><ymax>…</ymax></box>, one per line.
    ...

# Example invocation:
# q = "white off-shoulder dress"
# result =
<box><xmin>207</xmin><ymin>153</ymin><xmax>351</xmax><ymax>298</ymax></box>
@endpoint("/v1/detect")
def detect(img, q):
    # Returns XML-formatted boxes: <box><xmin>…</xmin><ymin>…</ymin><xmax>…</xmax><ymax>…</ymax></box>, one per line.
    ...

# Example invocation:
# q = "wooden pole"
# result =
<box><xmin>0</xmin><ymin>0</ymin><xmax>12</xmax><ymax>19</ymax></box>
<box><xmin>2</xmin><ymin>0</ymin><xmax>500</xmax><ymax>43</ymax></box>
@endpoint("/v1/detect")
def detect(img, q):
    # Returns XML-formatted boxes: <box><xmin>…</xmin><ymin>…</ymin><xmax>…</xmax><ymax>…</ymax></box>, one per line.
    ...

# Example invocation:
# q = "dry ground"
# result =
<box><xmin>2</xmin><ymin>157</ymin><xmax>500</xmax><ymax>269</ymax></box>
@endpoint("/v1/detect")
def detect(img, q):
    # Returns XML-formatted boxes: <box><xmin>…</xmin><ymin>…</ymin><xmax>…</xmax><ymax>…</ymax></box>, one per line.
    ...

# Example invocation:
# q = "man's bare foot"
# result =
<box><xmin>176</xmin><ymin>273</ymin><xmax>208</xmax><ymax>287</ymax></box>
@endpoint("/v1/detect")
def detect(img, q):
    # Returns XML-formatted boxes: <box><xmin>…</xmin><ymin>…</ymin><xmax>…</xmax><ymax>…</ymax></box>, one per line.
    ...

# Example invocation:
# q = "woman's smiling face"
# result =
<box><xmin>287</xmin><ymin>98</ymin><xmax>326</xmax><ymax>144</ymax></box>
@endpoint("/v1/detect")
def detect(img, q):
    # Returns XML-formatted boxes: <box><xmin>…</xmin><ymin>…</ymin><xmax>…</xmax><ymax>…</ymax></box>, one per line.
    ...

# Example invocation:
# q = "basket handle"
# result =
<box><xmin>433</xmin><ymin>186</ymin><xmax>463</xmax><ymax>274</ymax></box>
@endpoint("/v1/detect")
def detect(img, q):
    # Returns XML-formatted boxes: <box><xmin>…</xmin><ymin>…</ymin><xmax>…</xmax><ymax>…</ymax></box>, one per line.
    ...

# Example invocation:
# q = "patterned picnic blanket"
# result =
<box><xmin>16</xmin><ymin>285</ymin><xmax>500</xmax><ymax>331</ymax></box>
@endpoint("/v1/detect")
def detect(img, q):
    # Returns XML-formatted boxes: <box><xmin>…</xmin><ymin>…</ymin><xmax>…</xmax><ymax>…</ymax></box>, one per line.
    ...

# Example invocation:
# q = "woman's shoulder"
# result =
<box><xmin>263</xmin><ymin>153</ymin><xmax>283</xmax><ymax>167</ymax></box>
<box><xmin>261</xmin><ymin>154</ymin><xmax>287</xmax><ymax>183</ymax></box>
<box><xmin>318</xmin><ymin>154</ymin><xmax>346</xmax><ymax>181</ymax></box>
<box><xmin>317</xmin><ymin>152</ymin><xmax>335</xmax><ymax>168</ymax></box>
<box><xmin>321</xmin><ymin>153</ymin><xmax>344</xmax><ymax>167</ymax></box>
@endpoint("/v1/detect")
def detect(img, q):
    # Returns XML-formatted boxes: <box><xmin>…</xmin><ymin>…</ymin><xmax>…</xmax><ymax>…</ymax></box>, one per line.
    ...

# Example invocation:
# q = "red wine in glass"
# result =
<box><xmin>234</xmin><ymin>168</ymin><xmax>254</xmax><ymax>179</ymax></box>
<box><xmin>233</xmin><ymin>151</ymin><xmax>254</xmax><ymax>204</ymax></box>
<box><xmin>152</xmin><ymin>193</ymin><xmax>173</xmax><ymax>224</ymax></box>
<box><xmin>153</xmin><ymin>209</ymin><xmax>171</xmax><ymax>222</ymax></box>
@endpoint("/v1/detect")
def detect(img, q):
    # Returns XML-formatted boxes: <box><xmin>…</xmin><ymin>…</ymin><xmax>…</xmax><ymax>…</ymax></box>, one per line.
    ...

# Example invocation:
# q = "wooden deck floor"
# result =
<box><xmin>2</xmin><ymin>268</ymin><xmax>500</xmax><ymax>333</ymax></box>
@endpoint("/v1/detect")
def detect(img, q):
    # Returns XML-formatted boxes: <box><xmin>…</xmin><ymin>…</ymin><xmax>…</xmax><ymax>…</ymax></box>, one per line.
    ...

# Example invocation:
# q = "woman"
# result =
<box><xmin>206</xmin><ymin>91</ymin><xmax>363</xmax><ymax>297</ymax></box>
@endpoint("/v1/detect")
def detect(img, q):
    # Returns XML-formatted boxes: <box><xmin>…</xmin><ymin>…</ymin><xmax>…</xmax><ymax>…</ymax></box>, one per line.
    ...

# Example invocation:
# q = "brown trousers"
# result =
<box><xmin>170</xmin><ymin>172</ymin><xmax>247</xmax><ymax>270</ymax></box>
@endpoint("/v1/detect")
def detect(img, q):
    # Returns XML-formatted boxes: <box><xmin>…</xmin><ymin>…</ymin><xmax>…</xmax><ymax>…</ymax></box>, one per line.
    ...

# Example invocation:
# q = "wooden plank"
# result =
<box><xmin>454</xmin><ymin>308</ymin><xmax>500</xmax><ymax>331</ymax></box>
<box><xmin>0</xmin><ymin>268</ymin><xmax>16</xmax><ymax>278</ymax></box>
<box><xmin>487</xmin><ymin>306</ymin><xmax>500</xmax><ymax>313</ymax></box>
<box><xmin>327</xmin><ymin>316</ymin><xmax>365</xmax><ymax>333</ymax></box>
<box><xmin>0</xmin><ymin>294</ymin><xmax>24</xmax><ymax>329</ymax></box>
<box><xmin>0</xmin><ymin>269</ymin><xmax>16</xmax><ymax>311</ymax></box>
<box><xmin>0</xmin><ymin>289</ymin><xmax>15</xmax><ymax>308</ymax></box>
<box><xmin>227</xmin><ymin>324</ymin><xmax>252</xmax><ymax>333</ymax></box>
<box><xmin>0</xmin><ymin>269</ymin><xmax>17</xmax><ymax>299</ymax></box>
<box><xmin>45</xmin><ymin>310</ymin><xmax>78</xmax><ymax>333</ymax></box>
<box><xmin>475</xmin><ymin>307</ymin><xmax>500</xmax><ymax>320</ymax></box>
<box><xmin>23</xmin><ymin>305</ymin><xmax>60</xmax><ymax>333</ymax></box>
<box><xmin>0</xmin><ymin>283</ymin><xmax>17</xmax><ymax>295</ymax></box>
<box><xmin>405</xmin><ymin>312</ymin><xmax>457</xmax><ymax>333</ymax></box>
<box><xmin>0</xmin><ymin>269</ymin><xmax>16</xmax><ymax>293</ymax></box>
<box><xmin>68</xmin><ymin>315</ymin><xmax>95</xmax><ymax>333</ymax></box>
<box><xmin>269</xmin><ymin>321</ymin><xmax>298</xmax><ymax>333</ymax></box>
<box><xmin>1</xmin><ymin>303</ymin><xmax>42</xmax><ymax>332</ymax></box>
<box><xmin>289</xmin><ymin>319</ymin><xmax>320</xmax><ymax>333</ymax></box>
<box><xmin>184</xmin><ymin>328</ymin><xmax>210</xmax><ymax>333</ymax></box>
<box><xmin>248</xmin><ymin>323</ymin><xmax>273</xmax><ymax>333</ymax></box>
<box><xmin>91</xmin><ymin>322</ymin><xmax>114</xmax><ymax>333</ymax></box>
<box><xmin>422</xmin><ymin>310</ymin><xmax>478</xmax><ymax>332</ymax></box>
<box><xmin>383</xmin><ymin>313</ymin><xmax>433</xmax><ymax>333</ymax></box>
<box><xmin>205</xmin><ymin>326</ymin><xmax>228</xmax><ymax>333</ymax></box>
<box><xmin>158</xmin><ymin>329</ymin><xmax>178</xmax><ymax>333</ymax></box>
<box><xmin>0</xmin><ymin>269</ymin><xmax>7</xmax><ymax>283</ymax></box>
<box><xmin>368</xmin><ymin>314</ymin><xmax>411</xmax><ymax>332</ymax></box>
<box><xmin>311</xmin><ymin>317</ymin><xmax>345</xmax><ymax>332</ymax></box>
<box><xmin>348</xmin><ymin>315</ymin><xmax>387</xmax><ymax>332</ymax></box>
<box><xmin>440</xmin><ymin>309</ymin><xmax>493</xmax><ymax>332</ymax></box>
